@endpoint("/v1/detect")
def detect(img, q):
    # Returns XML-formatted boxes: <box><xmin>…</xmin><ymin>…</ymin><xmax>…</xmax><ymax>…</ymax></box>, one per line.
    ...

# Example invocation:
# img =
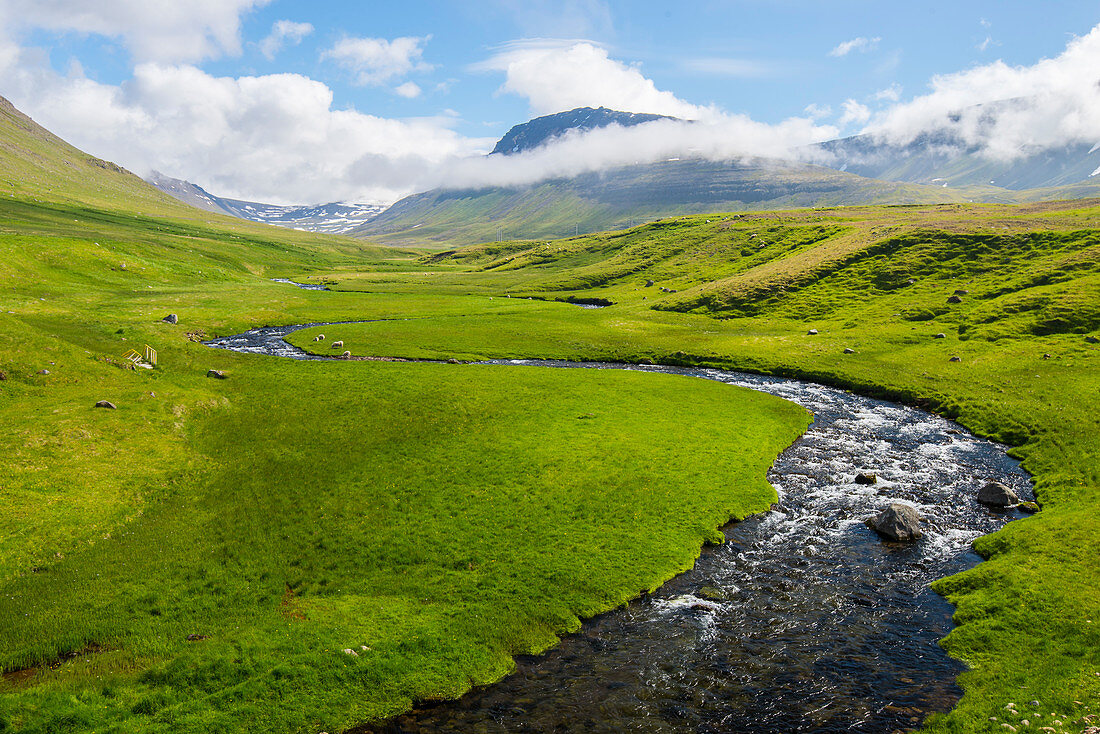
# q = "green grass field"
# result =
<box><xmin>3</xmin><ymin>94</ymin><xmax>1100</xmax><ymax>732</ymax></box>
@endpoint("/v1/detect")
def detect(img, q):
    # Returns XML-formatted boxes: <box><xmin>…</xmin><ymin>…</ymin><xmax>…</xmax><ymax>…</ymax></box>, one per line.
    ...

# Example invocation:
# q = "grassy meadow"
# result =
<box><xmin>0</xmin><ymin>186</ymin><xmax>810</xmax><ymax>734</ymax></box>
<box><xmin>288</xmin><ymin>201</ymin><xmax>1100</xmax><ymax>732</ymax></box>
<box><xmin>2</xmin><ymin>101</ymin><xmax>1100</xmax><ymax>732</ymax></box>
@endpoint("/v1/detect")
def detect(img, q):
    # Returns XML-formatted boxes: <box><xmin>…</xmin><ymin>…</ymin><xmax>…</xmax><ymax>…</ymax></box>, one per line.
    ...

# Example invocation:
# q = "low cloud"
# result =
<box><xmin>861</xmin><ymin>24</ymin><xmax>1100</xmax><ymax>159</ymax></box>
<box><xmin>322</xmin><ymin>35</ymin><xmax>432</xmax><ymax>86</ymax></box>
<box><xmin>829</xmin><ymin>36</ymin><xmax>881</xmax><ymax>57</ymax></box>
<box><xmin>475</xmin><ymin>40</ymin><xmax>718</xmax><ymax>120</ymax></box>
<box><xmin>437</xmin><ymin>114</ymin><xmax>839</xmax><ymax>190</ymax></box>
<box><xmin>259</xmin><ymin>20</ymin><xmax>313</xmax><ymax>61</ymax></box>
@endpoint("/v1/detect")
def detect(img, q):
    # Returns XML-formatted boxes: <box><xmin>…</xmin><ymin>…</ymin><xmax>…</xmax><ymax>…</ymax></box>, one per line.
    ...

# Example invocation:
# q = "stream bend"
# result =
<box><xmin>205</xmin><ymin>324</ymin><xmax>1033</xmax><ymax>733</ymax></box>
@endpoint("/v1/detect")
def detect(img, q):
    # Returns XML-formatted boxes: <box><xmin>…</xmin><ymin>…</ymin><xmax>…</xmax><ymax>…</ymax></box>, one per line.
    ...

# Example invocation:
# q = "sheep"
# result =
<box><xmin>341</xmin><ymin>351</ymin><xmax>351</xmax><ymax>358</ymax></box>
<box><xmin>313</xmin><ymin>334</ymin><xmax>326</xmax><ymax>342</ymax></box>
<box><xmin>331</xmin><ymin>340</ymin><xmax>343</xmax><ymax>349</ymax></box>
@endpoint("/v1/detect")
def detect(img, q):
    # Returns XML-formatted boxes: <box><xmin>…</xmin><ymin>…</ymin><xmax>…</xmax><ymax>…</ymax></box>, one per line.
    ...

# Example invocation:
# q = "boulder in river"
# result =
<box><xmin>206</xmin><ymin>369</ymin><xmax>227</xmax><ymax>379</ymax></box>
<box><xmin>865</xmin><ymin>503</ymin><xmax>923</xmax><ymax>542</ymax></box>
<box><xmin>978</xmin><ymin>481</ymin><xmax>1019</xmax><ymax>507</ymax></box>
<box><xmin>854</xmin><ymin>472</ymin><xmax>877</xmax><ymax>485</ymax></box>
<box><xmin>162</xmin><ymin>314</ymin><xmax>178</xmax><ymax>324</ymax></box>
<box><xmin>95</xmin><ymin>400</ymin><xmax>117</xmax><ymax>409</ymax></box>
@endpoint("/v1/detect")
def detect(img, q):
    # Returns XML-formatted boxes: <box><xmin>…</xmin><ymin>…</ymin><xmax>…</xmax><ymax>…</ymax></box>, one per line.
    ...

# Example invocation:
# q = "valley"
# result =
<box><xmin>1</xmin><ymin>94</ymin><xmax>1099</xmax><ymax>734</ymax></box>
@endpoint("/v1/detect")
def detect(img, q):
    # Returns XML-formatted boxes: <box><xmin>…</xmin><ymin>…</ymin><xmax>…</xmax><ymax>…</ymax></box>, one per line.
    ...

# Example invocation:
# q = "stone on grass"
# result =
<box><xmin>94</xmin><ymin>400</ymin><xmax>117</xmax><ymax>409</ymax></box>
<box><xmin>947</xmin><ymin>295</ymin><xmax>963</xmax><ymax>304</ymax></box>
<box><xmin>0</xmin><ymin>370</ymin><xmax>6</xmax><ymax>380</ymax></box>
<box><xmin>186</xmin><ymin>634</ymin><xmax>208</xmax><ymax>641</ymax></box>
<box><xmin>854</xmin><ymin>472</ymin><xmax>877</xmax><ymax>485</ymax></box>
<box><xmin>843</xmin><ymin>348</ymin><xmax>856</xmax><ymax>354</ymax></box>
<box><xmin>645</xmin><ymin>279</ymin><xmax>654</xmax><ymax>287</ymax></box>
<box><xmin>949</xmin><ymin>356</ymin><xmax>962</xmax><ymax>362</ymax></box>
<box><xmin>206</xmin><ymin>369</ymin><xmax>227</xmax><ymax>379</ymax></box>
<box><xmin>978</xmin><ymin>481</ymin><xmax>1019</xmax><ymax>507</ymax></box>
<box><xmin>162</xmin><ymin>314</ymin><xmax>178</xmax><ymax>324</ymax></box>
<box><xmin>1086</xmin><ymin>336</ymin><xmax>1100</xmax><ymax>344</ymax></box>
<box><xmin>866</xmin><ymin>503</ymin><xmax>922</xmax><ymax>542</ymax></box>
<box><xmin>807</xmin><ymin>328</ymin><xmax>819</xmax><ymax>335</ymax></box>
<box><xmin>37</xmin><ymin>369</ymin><xmax>50</xmax><ymax>375</ymax></box>
<box><xmin>954</xmin><ymin>289</ymin><xmax>969</xmax><ymax>296</ymax></box>
<box><xmin>934</xmin><ymin>333</ymin><xmax>947</xmax><ymax>339</ymax></box>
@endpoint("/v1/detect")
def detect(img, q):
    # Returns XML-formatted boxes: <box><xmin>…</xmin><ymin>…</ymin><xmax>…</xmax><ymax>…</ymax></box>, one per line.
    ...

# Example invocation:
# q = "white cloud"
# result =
<box><xmin>838</xmin><ymin>99</ymin><xmax>871</xmax><ymax>126</ymax></box>
<box><xmin>259</xmin><ymin>20</ymin><xmax>313</xmax><ymax>61</ymax></box>
<box><xmin>863</xmin><ymin>24</ymin><xmax>1100</xmax><ymax>159</ymax></box>
<box><xmin>0</xmin><ymin>46</ymin><xmax>488</xmax><ymax>204</ymax></box>
<box><xmin>829</xmin><ymin>36</ymin><xmax>881</xmax><ymax>57</ymax></box>
<box><xmin>0</xmin><ymin>0</ymin><xmax>266</xmax><ymax>63</ymax></box>
<box><xmin>394</xmin><ymin>81</ymin><xmax>422</xmax><ymax>98</ymax></box>
<box><xmin>322</xmin><ymin>35</ymin><xmax>432</xmax><ymax>86</ymax></box>
<box><xmin>872</xmin><ymin>84</ymin><xmax>902</xmax><ymax>102</ymax></box>
<box><xmin>977</xmin><ymin>35</ymin><xmax>993</xmax><ymax>52</ymax></box>
<box><xmin>440</xmin><ymin>114</ymin><xmax>839</xmax><ymax>189</ymax></box>
<box><xmin>475</xmin><ymin>40</ymin><xmax>717</xmax><ymax>120</ymax></box>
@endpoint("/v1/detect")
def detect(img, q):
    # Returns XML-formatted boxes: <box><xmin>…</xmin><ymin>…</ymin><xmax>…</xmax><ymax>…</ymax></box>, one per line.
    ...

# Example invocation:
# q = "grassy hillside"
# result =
<box><xmin>294</xmin><ymin>200</ymin><xmax>1100</xmax><ymax>733</ymax></box>
<box><xmin>354</xmin><ymin>158</ymin><xmax>1007</xmax><ymax>248</ymax></box>
<box><xmin>0</xmin><ymin>100</ymin><xmax>813</xmax><ymax>733</ymax></box>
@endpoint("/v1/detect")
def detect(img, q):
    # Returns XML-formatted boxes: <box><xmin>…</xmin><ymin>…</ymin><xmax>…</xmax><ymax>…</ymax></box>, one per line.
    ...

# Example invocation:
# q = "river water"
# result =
<box><xmin>205</xmin><ymin>327</ymin><xmax>1033</xmax><ymax>734</ymax></box>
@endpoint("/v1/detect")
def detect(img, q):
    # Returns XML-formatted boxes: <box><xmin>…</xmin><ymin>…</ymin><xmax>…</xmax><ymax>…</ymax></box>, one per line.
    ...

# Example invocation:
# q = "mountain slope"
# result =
<box><xmin>490</xmin><ymin>106</ymin><xmax>674</xmax><ymax>155</ymax></box>
<box><xmin>819</xmin><ymin>132</ymin><xmax>1100</xmax><ymax>190</ymax></box>
<box><xmin>352</xmin><ymin>158</ymin><xmax>1004</xmax><ymax>248</ymax></box>
<box><xmin>0</xmin><ymin>95</ymin><xmax>192</xmax><ymax>214</ymax></box>
<box><xmin>148</xmin><ymin>171</ymin><xmax>385</xmax><ymax>234</ymax></box>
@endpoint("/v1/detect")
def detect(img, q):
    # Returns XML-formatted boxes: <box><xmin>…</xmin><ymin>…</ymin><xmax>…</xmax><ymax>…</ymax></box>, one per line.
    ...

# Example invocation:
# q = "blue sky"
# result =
<box><xmin>1</xmin><ymin>1</ymin><xmax>1099</xmax><ymax>204</ymax></box>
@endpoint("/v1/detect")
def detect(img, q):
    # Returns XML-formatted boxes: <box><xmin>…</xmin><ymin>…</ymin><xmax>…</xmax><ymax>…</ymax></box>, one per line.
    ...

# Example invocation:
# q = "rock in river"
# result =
<box><xmin>866</xmin><ymin>503</ymin><xmax>923</xmax><ymax>542</ymax></box>
<box><xmin>854</xmin><ymin>472</ymin><xmax>878</xmax><ymax>485</ymax></box>
<box><xmin>978</xmin><ymin>481</ymin><xmax>1019</xmax><ymax>507</ymax></box>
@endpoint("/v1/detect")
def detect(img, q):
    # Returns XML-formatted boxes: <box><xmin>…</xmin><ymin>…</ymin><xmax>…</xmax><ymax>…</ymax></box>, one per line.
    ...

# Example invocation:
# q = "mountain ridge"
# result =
<box><xmin>147</xmin><ymin>171</ymin><xmax>385</xmax><ymax>234</ymax></box>
<box><xmin>490</xmin><ymin>106</ymin><xmax>674</xmax><ymax>155</ymax></box>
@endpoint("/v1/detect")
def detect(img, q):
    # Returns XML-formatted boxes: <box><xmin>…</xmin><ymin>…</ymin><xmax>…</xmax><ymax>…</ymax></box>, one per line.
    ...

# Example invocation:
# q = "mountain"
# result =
<box><xmin>0</xmin><ymin>94</ymin><xmax>191</xmax><ymax>213</ymax></box>
<box><xmin>352</xmin><ymin>157</ymin><xmax>1003</xmax><ymax>248</ymax></box>
<box><xmin>147</xmin><ymin>172</ymin><xmax>385</xmax><ymax>234</ymax></box>
<box><xmin>817</xmin><ymin>131</ymin><xmax>1100</xmax><ymax>190</ymax></box>
<box><xmin>490</xmin><ymin>106</ymin><xmax>674</xmax><ymax>155</ymax></box>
